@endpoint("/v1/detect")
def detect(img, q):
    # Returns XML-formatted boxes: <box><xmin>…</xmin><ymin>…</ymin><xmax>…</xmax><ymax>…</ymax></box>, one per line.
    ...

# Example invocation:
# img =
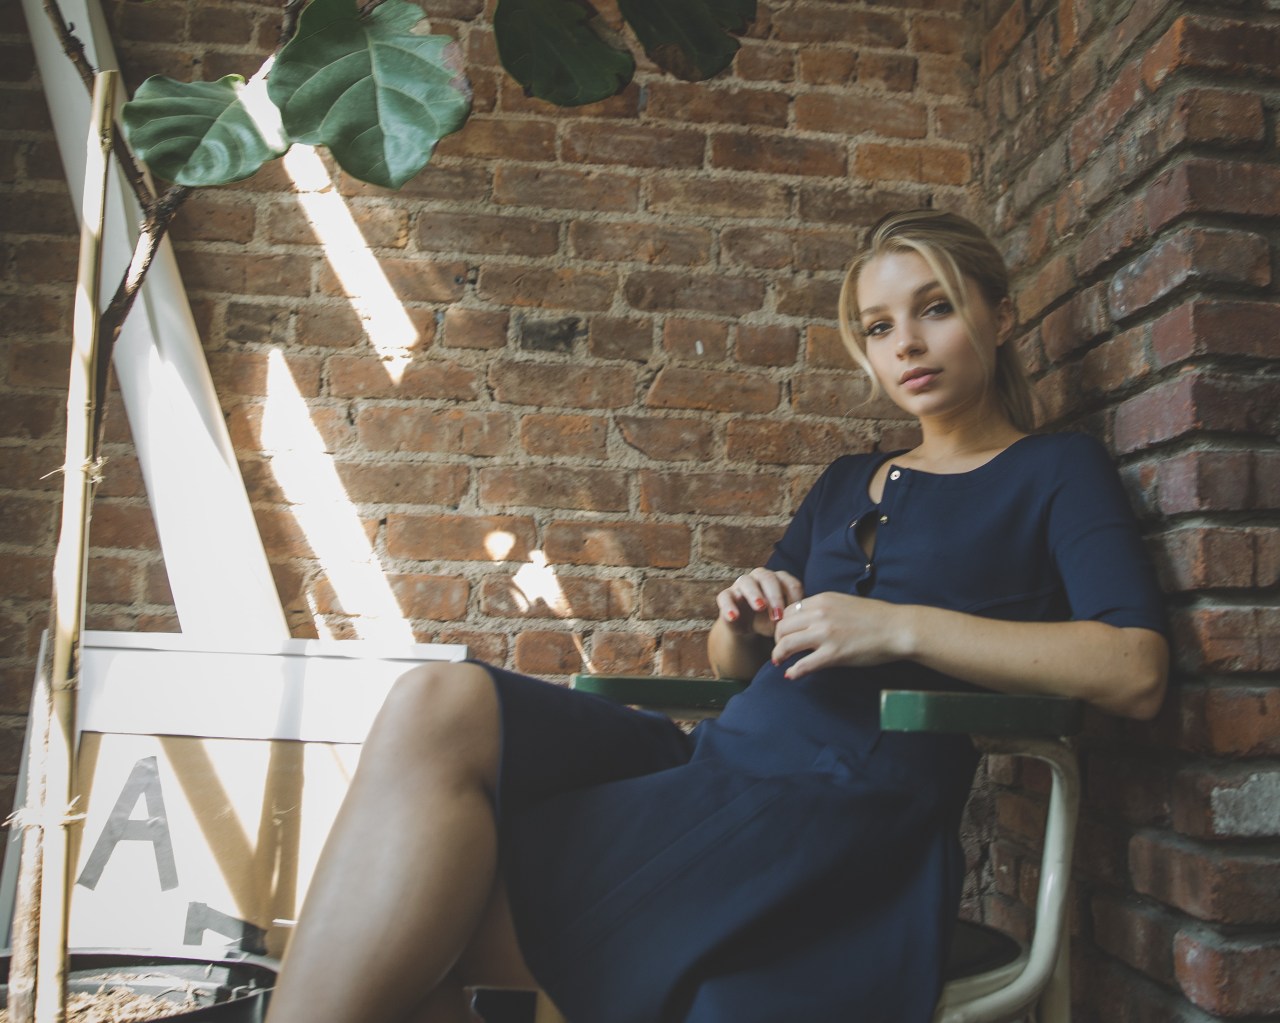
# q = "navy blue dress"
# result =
<box><xmin>483</xmin><ymin>433</ymin><xmax>1165</xmax><ymax>1023</ymax></box>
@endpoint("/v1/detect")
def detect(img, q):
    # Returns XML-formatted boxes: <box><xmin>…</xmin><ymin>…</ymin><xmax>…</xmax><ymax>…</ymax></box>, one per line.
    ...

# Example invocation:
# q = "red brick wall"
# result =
<box><xmin>1</xmin><ymin>0</ymin><xmax>1277</xmax><ymax>1017</ymax></box>
<box><xmin>978</xmin><ymin>1</ymin><xmax>1280</xmax><ymax>1019</ymax></box>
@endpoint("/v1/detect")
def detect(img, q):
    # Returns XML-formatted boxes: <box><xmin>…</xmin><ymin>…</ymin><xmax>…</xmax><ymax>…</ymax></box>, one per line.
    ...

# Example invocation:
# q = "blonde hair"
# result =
<box><xmin>837</xmin><ymin>209</ymin><xmax>1036</xmax><ymax>433</ymax></box>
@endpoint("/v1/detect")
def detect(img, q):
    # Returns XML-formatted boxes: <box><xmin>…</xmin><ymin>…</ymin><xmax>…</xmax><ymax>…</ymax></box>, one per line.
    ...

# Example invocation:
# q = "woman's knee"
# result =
<box><xmin>366</xmin><ymin>662</ymin><xmax>500</xmax><ymax>784</ymax></box>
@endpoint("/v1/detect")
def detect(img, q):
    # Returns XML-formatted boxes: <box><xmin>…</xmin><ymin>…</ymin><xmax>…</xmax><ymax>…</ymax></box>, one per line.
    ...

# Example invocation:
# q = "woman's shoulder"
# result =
<box><xmin>1010</xmin><ymin>431</ymin><xmax>1117</xmax><ymax>475</ymax></box>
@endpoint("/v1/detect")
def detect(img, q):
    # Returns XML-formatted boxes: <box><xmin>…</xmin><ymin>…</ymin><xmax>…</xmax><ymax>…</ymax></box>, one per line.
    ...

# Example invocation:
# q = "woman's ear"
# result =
<box><xmin>994</xmin><ymin>297</ymin><xmax>1015</xmax><ymax>347</ymax></box>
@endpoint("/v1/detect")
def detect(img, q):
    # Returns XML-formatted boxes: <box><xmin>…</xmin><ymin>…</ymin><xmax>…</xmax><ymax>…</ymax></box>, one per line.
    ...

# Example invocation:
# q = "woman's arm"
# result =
<box><xmin>770</xmin><ymin>594</ymin><xmax>1169</xmax><ymax>720</ymax></box>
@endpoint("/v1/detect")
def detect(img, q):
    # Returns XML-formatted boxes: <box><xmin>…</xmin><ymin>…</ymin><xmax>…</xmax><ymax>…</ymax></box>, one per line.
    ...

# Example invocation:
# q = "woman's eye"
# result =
<box><xmin>923</xmin><ymin>299</ymin><xmax>953</xmax><ymax>317</ymax></box>
<box><xmin>863</xmin><ymin>321</ymin><xmax>891</xmax><ymax>338</ymax></box>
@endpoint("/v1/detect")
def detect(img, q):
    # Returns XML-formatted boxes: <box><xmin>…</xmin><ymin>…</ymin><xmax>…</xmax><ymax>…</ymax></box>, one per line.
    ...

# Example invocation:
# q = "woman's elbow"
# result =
<box><xmin>1108</xmin><ymin>629</ymin><xmax>1169</xmax><ymax>720</ymax></box>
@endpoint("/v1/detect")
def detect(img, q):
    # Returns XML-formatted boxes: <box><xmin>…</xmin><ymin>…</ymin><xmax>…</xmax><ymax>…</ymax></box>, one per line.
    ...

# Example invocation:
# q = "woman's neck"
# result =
<box><xmin>908</xmin><ymin>409</ymin><xmax>1026</xmax><ymax>471</ymax></box>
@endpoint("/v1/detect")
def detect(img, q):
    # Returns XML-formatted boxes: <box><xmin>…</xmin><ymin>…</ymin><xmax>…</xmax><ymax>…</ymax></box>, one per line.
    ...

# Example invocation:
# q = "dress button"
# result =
<box><xmin>864</xmin><ymin>563</ymin><xmax>872</xmax><ymax>572</ymax></box>
<box><xmin>889</xmin><ymin>469</ymin><xmax>901</xmax><ymax>481</ymax></box>
<box><xmin>879</xmin><ymin>514</ymin><xmax>889</xmax><ymax>525</ymax></box>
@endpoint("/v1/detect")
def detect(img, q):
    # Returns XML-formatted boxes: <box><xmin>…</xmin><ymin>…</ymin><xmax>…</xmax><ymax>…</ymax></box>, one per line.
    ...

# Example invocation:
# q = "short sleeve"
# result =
<box><xmin>1046</xmin><ymin>435</ymin><xmax>1166</xmax><ymax>633</ymax></box>
<box><xmin>764</xmin><ymin>458</ymin><xmax>849</xmax><ymax>578</ymax></box>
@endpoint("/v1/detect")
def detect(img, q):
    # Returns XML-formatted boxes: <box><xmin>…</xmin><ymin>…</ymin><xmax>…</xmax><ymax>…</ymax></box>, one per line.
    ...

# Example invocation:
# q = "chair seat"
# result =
<box><xmin>945</xmin><ymin>919</ymin><xmax>1023</xmax><ymax>980</ymax></box>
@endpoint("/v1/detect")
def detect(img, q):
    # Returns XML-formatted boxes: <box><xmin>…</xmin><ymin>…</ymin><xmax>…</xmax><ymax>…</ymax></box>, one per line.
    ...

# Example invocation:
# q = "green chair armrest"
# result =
<box><xmin>571</xmin><ymin>674</ymin><xmax>748</xmax><ymax>715</ymax></box>
<box><xmin>879</xmin><ymin>689</ymin><xmax>1083</xmax><ymax>737</ymax></box>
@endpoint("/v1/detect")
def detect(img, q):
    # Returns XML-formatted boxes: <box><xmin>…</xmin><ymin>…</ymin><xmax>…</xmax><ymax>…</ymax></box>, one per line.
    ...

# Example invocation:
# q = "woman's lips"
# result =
<box><xmin>899</xmin><ymin>368</ymin><xmax>941</xmax><ymax>392</ymax></box>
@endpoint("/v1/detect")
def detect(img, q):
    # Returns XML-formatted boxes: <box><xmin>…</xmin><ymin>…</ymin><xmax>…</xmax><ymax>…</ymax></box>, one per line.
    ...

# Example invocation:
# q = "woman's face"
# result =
<box><xmin>854</xmin><ymin>249</ymin><xmax>1011</xmax><ymax>424</ymax></box>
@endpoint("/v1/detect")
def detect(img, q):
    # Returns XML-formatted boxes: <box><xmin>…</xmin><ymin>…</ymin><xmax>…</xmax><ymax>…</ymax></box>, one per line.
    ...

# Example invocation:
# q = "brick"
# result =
<box><xmin>645</xmin><ymin>367</ymin><xmax>778</xmax><ymax>414</ymax></box>
<box><xmin>791</xmin><ymin>372</ymin><xmax>897</xmax><ymax>421</ymax></box>
<box><xmin>914</xmin><ymin>15</ymin><xmax>970</xmax><ymax>56</ymax></box>
<box><xmin>514</xmin><ymin>631</ymin><xmax>584</xmax><ymax>676</ymax></box>
<box><xmin>356</xmin><ymin>408</ymin><xmax>512</xmax><ymax>456</ymax></box>
<box><xmin>663</xmin><ymin>319</ymin><xmax>728</xmax><ymax>360</ymax></box>
<box><xmin>983</xmin><ymin>0</ymin><xmax>1026</xmax><ymax>75</ymax></box>
<box><xmin>859</xmin><ymin>52</ymin><xmax>918</xmax><ymax>93</ymax></box>
<box><xmin>647</xmin><ymin>177</ymin><xmax>794</xmax><ymax>220</ymax></box>
<box><xmin>479</xmin><ymin>265</ymin><xmax>616</xmax><ymax>311</ymax></box>
<box><xmin>1014</xmin><ymin>255</ymin><xmax>1074</xmax><ymax>323</ymax></box>
<box><xmin>638</xmin><ymin>578</ymin><xmax>720</xmax><ymax>621</ymax></box>
<box><xmin>771</xmin><ymin>6</ymin><xmax>906</xmax><ymax>48</ymax></box>
<box><xmin>478</xmin><ymin>466</ymin><xmax>628</xmax><ymax>512</ymax></box>
<box><xmin>1141</xmin><ymin>16</ymin><xmax>1280</xmax><ymax>91</ymax></box>
<box><xmin>544</xmin><ymin>522</ymin><xmax>690</xmax><ymax>568</ymax></box>
<box><xmin>1147</xmin><ymin>159</ymin><xmax>1280</xmax><ymax>233</ymax></box>
<box><xmin>439</xmin><ymin>629</ymin><xmax>506</xmax><ymax>665</ymax></box>
<box><xmin>1091</xmin><ymin>894</ymin><xmax>1181</xmax><ymax>987</ymax></box>
<box><xmin>854</xmin><ymin>142</ymin><xmax>971</xmax><ymax>186</ymax></box>
<box><xmin>498</xmin><ymin>78</ymin><xmax>638</xmax><ymax>120</ymax></box>
<box><xmin>416</xmin><ymin>212</ymin><xmax>559</xmax><ymax>257</ymax></box>
<box><xmin>1174</xmin><ymin>764</ymin><xmax>1280</xmax><ymax>840</ymax></box>
<box><xmin>435</xmin><ymin>117</ymin><xmax>556</xmax><ymax>161</ymax></box>
<box><xmin>721</xmin><ymin>226</ymin><xmax>854</xmax><ymax>273</ymax></box>
<box><xmin>442</xmin><ymin>307</ymin><xmax>509</xmax><ymax>350</ymax></box>
<box><xmin>481</xmin><ymin>576</ymin><xmax>636</xmax><ymax>621</ymax></box>
<box><xmin>562</xmin><ymin>123</ymin><xmax>706</xmax><ymax>169</ymax></box>
<box><xmin>178</xmin><ymin>251</ymin><xmax>311</xmax><ymax>298</ymax></box>
<box><xmin>794</xmin><ymin>93</ymin><xmax>927</xmax><ymax>138</ymax></box>
<box><xmin>616</xmin><ymin>416</ymin><xmax>715</xmax><ymax>462</ymax></box>
<box><xmin>1069</xmin><ymin>60</ymin><xmax>1143</xmax><ymax>170</ymax></box>
<box><xmin>710</xmin><ymin>132</ymin><xmax>846</xmax><ymax>178</ymax></box>
<box><xmin>1134</xmin><ymin>449</ymin><xmax>1280</xmax><ymax>517</ymax></box>
<box><xmin>1177</xmin><ymin>686</ymin><xmax>1280</xmax><ymax>758</ymax></box>
<box><xmin>569</xmin><ymin>221</ymin><xmax>711</xmax><ymax>267</ymax></box>
<box><xmin>589</xmin><ymin>632</ymin><xmax>657</xmax><ymax>675</ymax></box>
<box><xmin>796</xmin><ymin>48</ymin><xmax>856</xmax><ymax>85</ymax></box>
<box><xmin>1157</xmin><ymin>295</ymin><xmax>1280</xmax><ymax>368</ymax></box>
<box><xmin>386</xmin><ymin>513</ymin><xmax>535</xmax><ymax>562</ymax></box>
<box><xmin>1155</xmin><ymin>526</ymin><xmax>1280</xmax><ymax>593</ymax></box>
<box><xmin>726</xmin><ymin>420</ymin><xmax>870</xmax><ymax>465</ymax></box>
<box><xmin>1113</xmin><ymin>371</ymin><xmax>1280</xmax><ymax>453</ymax></box>
<box><xmin>208</xmin><ymin>351</ymin><xmax>323</xmax><ymax>398</ymax></box>
<box><xmin>269</xmin><ymin>200</ymin><xmax>409</xmax><ymax>249</ymax></box>
<box><xmin>625</xmin><ymin>271</ymin><xmax>765</xmax><ymax>317</ymax></box>
<box><xmin>320</xmin><ymin>257</ymin><xmax>467</xmax><ymax>303</ymax></box>
<box><xmin>342</xmin><ymin>460</ymin><xmax>471</xmax><ymax>508</ymax></box>
<box><xmin>736</xmin><ymin>325</ymin><xmax>798</xmax><ymax>367</ymax></box>
<box><xmin>650</xmin><ymin>82</ymin><xmax>788</xmax><ymax>127</ymax></box>
<box><xmin>1036</xmin><ymin>282</ymin><xmax>1109</xmax><ymax>361</ymax></box>
<box><xmin>588</xmin><ymin>317</ymin><xmax>652</xmax><ymax>361</ymax></box>
<box><xmin>327</xmin><ymin>356</ymin><xmax>478</xmax><ymax>401</ymax></box>
<box><xmin>386</xmin><ymin>573</ymin><xmax>469</xmax><ymax>621</ymax></box>
<box><xmin>735</xmin><ymin>41</ymin><xmax>795</xmax><ymax>83</ymax></box>
<box><xmin>1172</xmin><ymin>606</ymin><xmax>1280</xmax><ymax>674</ymax></box>
<box><xmin>88</xmin><ymin>501</ymin><xmax>160</xmax><ymax>551</ymax></box>
<box><xmin>657</xmin><ymin>630</ymin><xmax>713</xmax><ymax>678</ymax></box>
<box><xmin>1077</xmin><ymin>199</ymin><xmax>1149</xmax><ymax>276</ymax></box>
<box><xmin>776</xmin><ymin>277</ymin><xmax>841</xmax><ymax>320</ymax></box>
<box><xmin>1174</xmin><ymin>930</ymin><xmax>1280</xmax><ymax>1017</ymax></box>
<box><xmin>1080</xmin><ymin>326</ymin><xmax>1152</xmax><ymax>395</ymax></box>
<box><xmin>493</xmin><ymin>165</ymin><xmax>640</xmax><ymax>212</ymax></box>
<box><xmin>488</xmin><ymin>361</ymin><xmax>637</xmax><ymax>409</ymax></box>
<box><xmin>640</xmin><ymin>470</ymin><xmax>784</xmax><ymax>517</ymax></box>
<box><xmin>516</xmin><ymin>314</ymin><xmax>581</xmax><ymax>354</ymax></box>
<box><xmin>519</xmin><ymin>413</ymin><xmax>608</xmax><ymax>458</ymax></box>
<box><xmin>700</xmin><ymin>524</ymin><xmax>783</xmax><ymax>569</ymax></box>
<box><xmin>1130</xmin><ymin>830</ymin><xmax>1280</xmax><ymax>924</ymax></box>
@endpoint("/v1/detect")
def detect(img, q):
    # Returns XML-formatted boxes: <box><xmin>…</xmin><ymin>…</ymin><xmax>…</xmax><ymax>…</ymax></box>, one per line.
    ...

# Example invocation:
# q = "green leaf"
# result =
<box><xmin>494</xmin><ymin>0</ymin><xmax>635</xmax><ymax>107</ymax></box>
<box><xmin>616</xmin><ymin>0</ymin><xmax>756</xmax><ymax>81</ymax></box>
<box><xmin>269</xmin><ymin>0</ymin><xmax>472</xmax><ymax>189</ymax></box>
<box><xmin>122</xmin><ymin>74</ymin><xmax>289</xmax><ymax>186</ymax></box>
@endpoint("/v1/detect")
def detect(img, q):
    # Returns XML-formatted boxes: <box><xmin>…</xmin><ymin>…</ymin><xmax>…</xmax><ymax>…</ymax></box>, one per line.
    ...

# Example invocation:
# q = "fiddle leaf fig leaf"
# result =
<box><xmin>616</xmin><ymin>0</ymin><xmax>756</xmax><ymax>81</ymax></box>
<box><xmin>269</xmin><ymin>0</ymin><xmax>471</xmax><ymax>189</ymax></box>
<box><xmin>122</xmin><ymin>74</ymin><xmax>289</xmax><ymax>186</ymax></box>
<box><xmin>493</xmin><ymin>0</ymin><xmax>635</xmax><ymax>107</ymax></box>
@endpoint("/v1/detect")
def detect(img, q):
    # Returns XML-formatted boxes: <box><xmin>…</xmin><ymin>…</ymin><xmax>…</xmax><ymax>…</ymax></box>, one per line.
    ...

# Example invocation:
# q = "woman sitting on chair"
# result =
<box><xmin>264</xmin><ymin>210</ymin><xmax>1168</xmax><ymax>1023</ymax></box>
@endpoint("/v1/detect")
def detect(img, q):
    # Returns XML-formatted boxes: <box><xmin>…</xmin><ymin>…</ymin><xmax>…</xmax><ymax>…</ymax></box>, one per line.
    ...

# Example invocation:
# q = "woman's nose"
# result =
<box><xmin>895</xmin><ymin>329</ymin><xmax>924</xmax><ymax>356</ymax></box>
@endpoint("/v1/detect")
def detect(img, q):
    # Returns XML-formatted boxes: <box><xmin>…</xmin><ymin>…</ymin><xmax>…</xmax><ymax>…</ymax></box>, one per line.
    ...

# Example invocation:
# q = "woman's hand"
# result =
<box><xmin>770</xmin><ymin>593</ymin><xmax>911</xmax><ymax>679</ymax></box>
<box><xmin>715</xmin><ymin>568</ymin><xmax>804</xmax><ymax>639</ymax></box>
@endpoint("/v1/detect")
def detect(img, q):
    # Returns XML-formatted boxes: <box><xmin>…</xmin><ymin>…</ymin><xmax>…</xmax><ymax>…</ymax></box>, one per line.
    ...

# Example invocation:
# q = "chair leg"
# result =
<box><xmin>1037</xmin><ymin>918</ymin><xmax>1071</xmax><ymax>1023</ymax></box>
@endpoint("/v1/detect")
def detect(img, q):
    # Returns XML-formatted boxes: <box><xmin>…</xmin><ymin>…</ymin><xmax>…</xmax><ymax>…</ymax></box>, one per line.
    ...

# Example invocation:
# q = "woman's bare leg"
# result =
<box><xmin>265</xmin><ymin>662</ymin><xmax>535</xmax><ymax>1023</ymax></box>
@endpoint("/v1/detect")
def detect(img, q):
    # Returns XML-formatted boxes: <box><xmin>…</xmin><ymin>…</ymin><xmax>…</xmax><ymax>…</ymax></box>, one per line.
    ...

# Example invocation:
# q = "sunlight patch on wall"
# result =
<box><xmin>282</xmin><ymin>145</ymin><xmax>419</xmax><ymax>383</ymax></box>
<box><xmin>262</xmin><ymin>349</ymin><xmax>413</xmax><ymax>643</ymax></box>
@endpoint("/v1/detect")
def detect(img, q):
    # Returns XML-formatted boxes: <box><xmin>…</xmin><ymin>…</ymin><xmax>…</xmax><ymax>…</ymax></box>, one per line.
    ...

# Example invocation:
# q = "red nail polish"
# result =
<box><xmin>770</xmin><ymin>607</ymin><xmax>782</xmax><ymax>622</ymax></box>
<box><xmin>726</xmin><ymin>609</ymin><xmax>738</xmax><ymax>622</ymax></box>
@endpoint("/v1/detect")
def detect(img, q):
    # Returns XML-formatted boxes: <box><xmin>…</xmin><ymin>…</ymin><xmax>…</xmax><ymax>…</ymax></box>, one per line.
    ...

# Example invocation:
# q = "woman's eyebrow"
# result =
<box><xmin>859</xmin><ymin>280</ymin><xmax>944</xmax><ymax>318</ymax></box>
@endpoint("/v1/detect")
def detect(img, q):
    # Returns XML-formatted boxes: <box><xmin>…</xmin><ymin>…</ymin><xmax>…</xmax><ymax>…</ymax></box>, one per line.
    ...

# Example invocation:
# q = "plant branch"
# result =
<box><xmin>92</xmin><ymin>183</ymin><xmax>191</xmax><ymax>449</ymax></box>
<box><xmin>42</xmin><ymin>0</ymin><xmax>156</xmax><ymax>213</ymax></box>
